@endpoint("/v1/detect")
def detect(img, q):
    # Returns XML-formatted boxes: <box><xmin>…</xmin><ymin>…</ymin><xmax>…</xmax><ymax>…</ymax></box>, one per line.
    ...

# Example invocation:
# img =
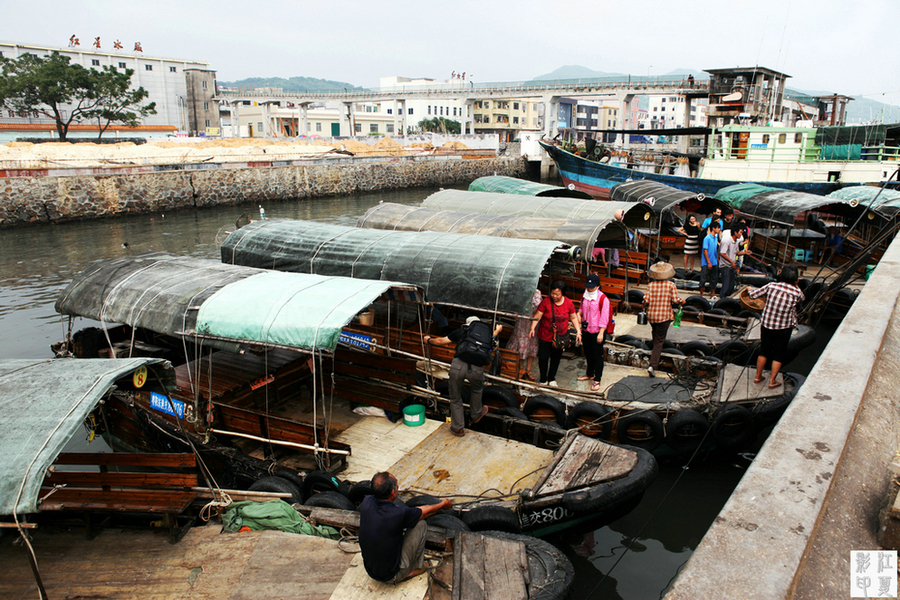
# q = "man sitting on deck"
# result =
<box><xmin>359</xmin><ymin>472</ymin><xmax>453</xmax><ymax>583</ymax></box>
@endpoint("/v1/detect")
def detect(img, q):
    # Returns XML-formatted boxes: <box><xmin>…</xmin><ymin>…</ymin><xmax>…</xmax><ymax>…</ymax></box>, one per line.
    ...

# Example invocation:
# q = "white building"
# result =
<box><xmin>0</xmin><ymin>39</ymin><xmax>218</xmax><ymax>140</ymax></box>
<box><xmin>646</xmin><ymin>94</ymin><xmax>708</xmax><ymax>129</ymax></box>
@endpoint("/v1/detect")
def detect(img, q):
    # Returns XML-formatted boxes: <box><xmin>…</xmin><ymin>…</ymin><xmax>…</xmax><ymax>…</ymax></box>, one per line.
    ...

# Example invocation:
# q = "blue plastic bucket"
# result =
<box><xmin>402</xmin><ymin>404</ymin><xmax>426</xmax><ymax>427</ymax></box>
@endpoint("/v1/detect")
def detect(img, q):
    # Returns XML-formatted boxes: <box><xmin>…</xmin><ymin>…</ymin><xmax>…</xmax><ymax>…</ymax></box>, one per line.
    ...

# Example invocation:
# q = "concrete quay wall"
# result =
<box><xmin>666</xmin><ymin>232</ymin><xmax>900</xmax><ymax>599</ymax></box>
<box><xmin>0</xmin><ymin>155</ymin><xmax>524</xmax><ymax>228</ymax></box>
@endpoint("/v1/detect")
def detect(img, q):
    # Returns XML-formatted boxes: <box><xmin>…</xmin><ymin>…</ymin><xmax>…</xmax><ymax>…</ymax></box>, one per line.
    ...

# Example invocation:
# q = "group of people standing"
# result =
<box><xmin>679</xmin><ymin>207</ymin><xmax>752</xmax><ymax>300</ymax></box>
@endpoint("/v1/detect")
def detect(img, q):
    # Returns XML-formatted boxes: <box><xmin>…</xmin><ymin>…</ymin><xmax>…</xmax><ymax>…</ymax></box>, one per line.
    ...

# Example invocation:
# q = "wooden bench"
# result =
<box><xmin>40</xmin><ymin>452</ymin><xmax>201</xmax><ymax>543</ymax></box>
<box><xmin>611</xmin><ymin>250</ymin><xmax>650</xmax><ymax>283</ymax></box>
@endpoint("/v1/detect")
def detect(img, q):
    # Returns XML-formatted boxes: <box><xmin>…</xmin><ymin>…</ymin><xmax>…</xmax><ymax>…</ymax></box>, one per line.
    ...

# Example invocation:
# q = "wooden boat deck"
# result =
<box><xmin>333</xmin><ymin>416</ymin><xmax>443</xmax><ymax>482</ymax></box>
<box><xmin>389</xmin><ymin>423</ymin><xmax>553</xmax><ymax>503</ymax></box>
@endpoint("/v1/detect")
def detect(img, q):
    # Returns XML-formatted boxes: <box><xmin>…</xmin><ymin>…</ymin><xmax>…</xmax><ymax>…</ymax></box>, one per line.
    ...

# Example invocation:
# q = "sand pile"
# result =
<box><xmin>442</xmin><ymin>141</ymin><xmax>469</xmax><ymax>149</ymax></box>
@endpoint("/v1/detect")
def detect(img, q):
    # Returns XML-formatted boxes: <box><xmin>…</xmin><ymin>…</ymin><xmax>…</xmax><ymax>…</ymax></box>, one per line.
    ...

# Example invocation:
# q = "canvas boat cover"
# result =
<box><xmin>608</xmin><ymin>180</ymin><xmax>729</xmax><ymax>217</ymax></box>
<box><xmin>221</xmin><ymin>220</ymin><xmax>568</xmax><ymax>316</ymax></box>
<box><xmin>421</xmin><ymin>189</ymin><xmax>654</xmax><ymax>229</ymax></box>
<box><xmin>356</xmin><ymin>202</ymin><xmax>628</xmax><ymax>255</ymax></box>
<box><xmin>0</xmin><ymin>357</ymin><xmax>172</xmax><ymax>515</ymax></box>
<box><xmin>55</xmin><ymin>252</ymin><xmax>420</xmax><ymax>352</ymax></box>
<box><xmin>469</xmin><ymin>175</ymin><xmax>594</xmax><ymax>199</ymax></box>
<box><xmin>827</xmin><ymin>186</ymin><xmax>900</xmax><ymax>217</ymax></box>
<box><xmin>714</xmin><ymin>183</ymin><xmax>859</xmax><ymax>226</ymax></box>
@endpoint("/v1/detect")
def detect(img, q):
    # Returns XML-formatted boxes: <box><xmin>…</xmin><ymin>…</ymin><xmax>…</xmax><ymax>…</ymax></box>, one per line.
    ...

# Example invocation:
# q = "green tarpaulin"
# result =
<box><xmin>56</xmin><ymin>253</ymin><xmax>420</xmax><ymax>352</ymax></box>
<box><xmin>222</xmin><ymin>500</ymin><xmax>341</xmax><ymax>539</ymax></box>
<box><xmin>469</xmin><ymin>175</ymin><xmax>593</xmax><ymax>199</ymax></box>
<box><xmin>0</xmin><ymin>358</ymin><xmax>173</xmax><ymax>516</ymax></box>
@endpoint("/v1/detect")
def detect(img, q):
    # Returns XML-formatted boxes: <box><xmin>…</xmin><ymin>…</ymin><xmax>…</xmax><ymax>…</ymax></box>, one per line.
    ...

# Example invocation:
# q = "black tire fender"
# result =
<box><xmin>303</xmin><ymin>490</ymin><xmax>356</xmax><ymax>511</ymax></box>
<box><xmin>495</xmin><ymin>406</ymin><xmax>530</xmax><ymax>421</ymax></box>
<box><xmin>626</xmin><ymin>289</ymin><xmax>645</xmax><ymax>304</ymax></box>
<box><xmin>664</xmin><ymin>409</ymin><xmax>710</xmax><ymax>453</ymax></box>
<box><xmin>711</xmin><ymin>404</ymin><xmax>756</xmax><ymax>448</ymax></box>
<box><xmin>480</xmin><ymin>531</ymin><xmax>575</xmax><ymax>600</ymax></box>
<box><xmin>482</xmin><ymin>384</ymin><xmax>520</xmax><ymax>408</ymax></box>
<box><xmin>523</xmin><ymin>395</ymin><xmax>567</xmax><ymax>427</ymax></box>
<box><xmin>680</xmin><ymin>340</ymin><xmax>712</xmax><ymax>357</ymax></box>
<box><xmin>462</xmin><ymin>505</ymin><xmax>522</xmax><ymax>533</ymax></box>
<box><xmin>565</xmin><ymin>401</ymin><xmax>613</xmax><ymax>439</ymax></box>
<box><xmin>436</xmin><ymin>379</ymin><xmax>471</xmax><ymax>404</ymax></box>
<box><xmin>712</xmin><ymin>297</ymin><xmax>742</xmax><ymax>314</ymax></box>
<box><xmin>249</xmin><ymin>475</ymin><xmax>303</xmax><ymax>505</ymax></box>
<box><xmin>347</xmin><ymin>480</ymin><xmax>374</xmax><ymax>507</ymax></box>
<box><xmin>713</xmin><ymin>339</ymin><xmax>751</xmax><ymax>365</ymax></box>
<box><xmin>301</xmin><ymin>470</ymin><xmax>349</xmax><ymax>500</ymax></box>
<box><xmin>426</xmin><ymin>513</ymin><xmax>470</xmax><ymax>532</ymax></box>
<box><xmin>616</xmin><ymin>411</ymin><xmax>664</xmax><ymax>451</ymax></box>
<box><xmin>684</xmin><ymin>295</ymin><xmax>712</xmax><ymax>312</ymax></box>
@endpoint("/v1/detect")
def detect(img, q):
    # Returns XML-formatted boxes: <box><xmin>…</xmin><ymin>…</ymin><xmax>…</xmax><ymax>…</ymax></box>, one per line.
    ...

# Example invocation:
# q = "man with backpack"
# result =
<box><xmin>425</xmin><ymin>316</ymin><xmax>504</xmax><ymax>436</ymax></box>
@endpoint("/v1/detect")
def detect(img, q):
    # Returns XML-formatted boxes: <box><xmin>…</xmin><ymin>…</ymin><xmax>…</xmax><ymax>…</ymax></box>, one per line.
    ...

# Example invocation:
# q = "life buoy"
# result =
<box><xmin>664</xmin><ymin>409</ymin><xmax>710</xmax><ymax>454</ymax></box>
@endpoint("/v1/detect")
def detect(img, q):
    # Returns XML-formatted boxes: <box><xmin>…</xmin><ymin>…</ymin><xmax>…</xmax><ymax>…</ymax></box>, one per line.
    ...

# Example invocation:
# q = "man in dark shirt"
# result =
<box><xmin>359</xmin><ymin>472</ymin><xmax>453</xmax><ymax>583</ymax></box>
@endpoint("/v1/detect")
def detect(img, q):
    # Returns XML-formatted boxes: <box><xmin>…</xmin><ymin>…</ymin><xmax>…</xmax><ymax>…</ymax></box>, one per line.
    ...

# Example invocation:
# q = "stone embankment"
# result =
<box><xmin>0</xmin><ymin>155</ymin><xmax>524</xmax><ymax>228</ymax></box>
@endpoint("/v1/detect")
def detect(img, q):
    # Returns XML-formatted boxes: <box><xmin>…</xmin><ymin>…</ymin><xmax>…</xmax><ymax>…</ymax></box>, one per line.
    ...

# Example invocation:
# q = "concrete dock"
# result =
<box><xmin>665</xmin><ymin>229</ymin><xmax>900</xmax><ymax>598</ymax></box>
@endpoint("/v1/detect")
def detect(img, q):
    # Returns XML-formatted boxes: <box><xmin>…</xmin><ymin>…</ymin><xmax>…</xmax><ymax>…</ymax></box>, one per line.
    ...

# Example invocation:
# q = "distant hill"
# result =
<box><xmin>217</xmin><ymin>76</ymin><xmax>362</xmax><ymax>92</ymax></box>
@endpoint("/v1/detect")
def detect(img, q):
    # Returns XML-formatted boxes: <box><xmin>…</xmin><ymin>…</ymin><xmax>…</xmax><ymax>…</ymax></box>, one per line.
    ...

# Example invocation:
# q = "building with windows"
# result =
<box><xmin>0</xmin><ymin>39</ymin><xmax>219</xmax><ymax>140</ymax></box>
<box><xmin>647</xmin><ymin>95</ymin><xmax>708</xmax><ymax>129</ymax></box>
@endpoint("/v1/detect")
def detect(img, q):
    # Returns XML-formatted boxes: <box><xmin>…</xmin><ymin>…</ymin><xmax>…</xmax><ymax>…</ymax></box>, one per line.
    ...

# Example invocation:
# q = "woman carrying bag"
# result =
<box><xmin>529</xmin><ymin>281</ymin><xmax>582</xmax><ymax>387</ymax></box>
<box><xmin>578</xmin><ymin>273</ymin><xmax>611</xmax><ymax>392</ymax></box>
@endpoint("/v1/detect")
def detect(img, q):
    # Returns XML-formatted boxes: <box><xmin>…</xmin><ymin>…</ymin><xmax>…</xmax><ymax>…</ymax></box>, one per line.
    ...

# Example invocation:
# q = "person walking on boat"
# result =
<box><xmin>425</xmin><ymin>317</ymin><xmax>502</xmax><ymax>436</ymax></box>
<box><xmin>359</xmin><ymin>472</ymin><xmax>452</xmax><ymax>583</ymax></box>
<box><xmin>699</xmin><ymin>221</ymin><xmax>721</xmax><ymax>300</ymax></box>
<box><xmin>578</xmin><ymin>274</ymin><xmax>611</xmax><ymax>392</ymax></box>
<box><xmin>507</xmin><ymin>288</ymin><xmax>542</xmax><ymax>380</ymax></box>
<box><xmin>530</xmin><ymin>281</ymin><xmax>582</xmax><ymax>387</ymax></box>
<box><xmin>642</xmin><ymin>262</ymin><xmax>683</xmax><ymax>377</ymax></box>
<box><xmin>747</xmin><ymin>266</ymin><xmax>805</xmax><ymax>389</ymax></box>
<box><xmin>678</xmin><ymin>214</ymin><xmax>701</xmax><ymax>272</ymax></box>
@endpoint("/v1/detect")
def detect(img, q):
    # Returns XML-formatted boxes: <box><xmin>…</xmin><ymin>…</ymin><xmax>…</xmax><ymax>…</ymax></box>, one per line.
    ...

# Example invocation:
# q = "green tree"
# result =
<box><xmin>0</xmin><ymin>51</ymin><xmax>154</xmax><ymax>141</ymax></box>
<box><xmin>416</xmin><ymin>117</ymin><xmax>461</xmax><ymax>134</ymax></box>
<box><xmin>86</xmin><ymin>66</ymin><xmax>156</xmax><ymax>140</ymax></box>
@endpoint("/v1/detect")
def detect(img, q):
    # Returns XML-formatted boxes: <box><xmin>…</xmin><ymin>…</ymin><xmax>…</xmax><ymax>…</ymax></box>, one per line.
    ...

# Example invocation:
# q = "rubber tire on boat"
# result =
<box><xmin>664</xmin><ymin>409</ymin><xmax>710</xmax><ymax>454</ymax></box>
<box><xmin>801</xmin><ymin>282</ymin><xmax>824</xmax><ymax>306</ymax></box>
<box><xmin>683</xmin><ymin>280</ymin><xmax>700</xmax><ymax>291</ymax></box>
<box><xmin>706</xmin><ymin>308</ymin><xmax>730</xmax><ymax>317</ymax></box>
<box><xmin>614</xmin><ymin>334</ymin><xmax>639</xmax><ymax>344</ymax></box>
<box><xmin>621</xmin><ymin>338</ymin><xmax>650</xmax><ymax>351</ymax></box>
<box><xmin>662</xmin><ymin>339</ymin><xmax>676</xmax><ymax>349</ymax></box>
<box><xmin>248</xmin><ymin>476</ymin><xmax>304</xmax><ymax>505</ymax></box>
<box><xmin>752</xmin><ymin>372</ymin><xmax>806</xmax><ymax>426</ymax></box>
<box><xmin>481</xmin><ymin>531</ymin><xmax>576</xmax><ymax>600</ymax></box>
<box><xmin>680</xmin><ymin>340</ymin><xmax>712</xmax><ymax>357</ymax></box>
<box><xmin>482</xmin><ymin>385</ymin><xmax>520</xmax><ymax>409</ymax></box>
<box><xmin>626</xmin><ymin>289</ymin><xmax>645</xmax><ymax>304</ymax></box>
<box><xmin>713</xmin><ymin>339</ymin><xmax>751</xmax><ymax>365</ymax></box>
<box><xmin>739</xmin><ymin>274</ymin><xmax>771</xmax><ymax>287</ymax></box>
<box><xmin>405</xmin><ymin>494</ymin><xmax>443</xmax><ymax>509</ymax></box>
<box><xmin>684</xmin><ymin>295</ymin><xmax>712</xmax><ymax>313</ymax></box>
<box><xmin>301</xmin><ymin>470</ymin><xmax>350</xmax><ymax>500</ymax></box>
<box><xmin>347</xmin><ymin>480</ymin><xmax>374</xmax><ymax>507</ymax></box>
<box><xmin>711</xmin><ymin>404</ymin><xmax>756</xmax><ymax>449</ymax></box>
<box><xmin>616</xmin><ymin>411</ymin><xmax>664</xmax><ymax>452</ymax></box>
<box><xmin>681</xmin><ymin>304</ymin><xmax>701</xmax><ymax>315</ymax></box>
<box><xmin>566</xmin><ymin>401</ymin><xmax>613</xmax><ymax>439</ymax></box>
<box><xmin>712</xmin><ymin>297</ymin><xmax>742</xmax><ymax>314</ymax></box>
<box><xmin>303</xmin><ymin>490</ymin><xmax>356</xmax><ymax>511</ymax></box>
<box><xmin>673</xmin><ymin>268</ymin><xmax>687</xmax><ymax>279</ymax></box>
<box><xmin>663</xmin><ymin>347</ymin><xmax>685</xmax><ymax>356</ymax></box>
<box><xmin>273</xmin><ymin>467</ymin><xmax>306</xmax><ymax>498</ymax></box>
<box><xmin>735</xmin><ymin>310</ymin><xmax>761</xmax><ymax>320</ymax></box>
<box><xmin>682</xmin><ymin>270</ymin><xmax>699</xmax><ymax>281</ymax></box>
<box><xmin>797</xmin><ymin>278</ymin><xmax>810</xmax><ymax>292</ymax></box>
<box><xmin>462</xmin><ymin>505</ymin><xmax>522</xmax><ymax>534</ymax></box>
<box><xmin>495</xmin><ymin>406</ymin><xmax>530</xmax><ymax>421</ymax></box>
<box><xmin>426</xmin><ymin>513</ymin><xmax>470</xmax><ymax>532</ymax></box>
<box><xmin>786</xmin><ymin>325</ymin><xmax>817</xmax><ymax>357</ymax></box>
<box><xmin>523</xmin><ymin>395</ymin><xmax>568</xmax><ymax>427</ymax></box>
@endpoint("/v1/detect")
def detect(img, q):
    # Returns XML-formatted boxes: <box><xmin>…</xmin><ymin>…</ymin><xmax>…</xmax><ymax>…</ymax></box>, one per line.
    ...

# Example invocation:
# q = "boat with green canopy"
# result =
<box><xmin>469</xmin><ymin>175</ymin><xmax>593</xmax><ymax>199</ymax></box>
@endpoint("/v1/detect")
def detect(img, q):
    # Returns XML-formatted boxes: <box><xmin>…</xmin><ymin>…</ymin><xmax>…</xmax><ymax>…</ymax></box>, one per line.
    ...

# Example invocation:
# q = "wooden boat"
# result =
<box><xmin>539</xmin><ymin>122</ymin><xmax>900</xmax><ymax>198</ymax></box>
<box><xmin>54</xmin><ymin>253</ymin><xmax>658</xmax><ymax>536</ymax></box>
<box><xmin>469</xmin><ymin>174</ymin><xmax>593</xmax><ymax>199</ymax></box>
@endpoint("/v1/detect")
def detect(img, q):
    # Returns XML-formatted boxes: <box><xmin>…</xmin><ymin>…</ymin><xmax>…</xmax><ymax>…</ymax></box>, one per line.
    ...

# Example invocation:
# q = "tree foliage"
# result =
<box><xmin>0</xmin><ymin>51</ymin><xmax>155</xmax><ymax>141</ymax></box>
<box><xmin>416</xmin><ymin>117</ymin><xmax>461</xmax><ymax>134</ymax></box>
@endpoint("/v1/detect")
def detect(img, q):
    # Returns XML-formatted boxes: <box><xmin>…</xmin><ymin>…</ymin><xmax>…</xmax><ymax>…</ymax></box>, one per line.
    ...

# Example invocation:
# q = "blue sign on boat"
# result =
<box><xmin>750</xmin><ymin>144</ymin><xmax>768</xmax><ymax>149</ymax></box>
<box><xmin>150</xmin><ymin>391</ymin><xmax>185</xmax><ymax>419</ymax></box>
<box><xmin>339</xmin><ymin>330</ymin><xmax>375</xmax><ymax>351</ymax></box>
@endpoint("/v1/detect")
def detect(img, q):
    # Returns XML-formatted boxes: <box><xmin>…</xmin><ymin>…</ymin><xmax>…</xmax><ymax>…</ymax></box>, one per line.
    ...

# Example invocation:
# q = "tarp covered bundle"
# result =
<box><xmin>221</xmin><ymin>220</ymin><xmax>568</xmax><ymax>316</ymax></box>
<box><xmin>56</xmin><ymin>253</ymin><xmax>419</xmax><ymax>351</ymax></box>
<box><xmin>422</xmin><ymin>189</ymin><xmax>654</xmax><ymax>229</ymax></box>
<box><xmin>222</xmin><ymin>500</ymin><xmax>341</xmax><ymax>539</ymax></box>
<box><xmin>608</xmin><ymin>180</ymin><xmax>729</xmax><ymax>218</ymax></box>
<box><xmin>827</xmin><ymin>186</ymin><xmax>900</xmax><ymax>217</ymax></box>
<box><xmin>356</xmin><ymin>202</ymin><xmax>627</xmax><ymax>255</ymax></box>
<box><xmin>469</xmin><ymin>175</ymin><xmax>593</xmax><ymax>199</ymax></box>
<box><xmin>715</xmin><ymin>184</ymin><xmax>859</xmax><ymax>226</ymax></box>
<box><xmin>0</xmin><ymin>358</ymin><xmax>172</xmax><ymax>515</ymax></box>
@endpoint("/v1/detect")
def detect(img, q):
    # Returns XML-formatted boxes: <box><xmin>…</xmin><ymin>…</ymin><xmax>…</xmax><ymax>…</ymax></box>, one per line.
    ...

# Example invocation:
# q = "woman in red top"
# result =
<box><xmin>529</xmin><ymin>281</ymin><xmax>582</xmax><ymax>386</ymax></box>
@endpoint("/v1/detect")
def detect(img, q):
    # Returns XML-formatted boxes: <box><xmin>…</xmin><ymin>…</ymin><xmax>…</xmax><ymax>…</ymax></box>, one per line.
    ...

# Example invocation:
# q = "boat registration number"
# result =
<box><xmin>339</xmin><ymin>330</ymin><xmax>375</xmax><ymax>351</ymax></box>
<box><xmin>150</xmin><ymin>392</ymin><xmax>185</xmax><ymax>419</ymax></box>
<box><xmin>522</xmin><ymin>506</ymin><xmax>572</xmax><ymax>527</ymax></box>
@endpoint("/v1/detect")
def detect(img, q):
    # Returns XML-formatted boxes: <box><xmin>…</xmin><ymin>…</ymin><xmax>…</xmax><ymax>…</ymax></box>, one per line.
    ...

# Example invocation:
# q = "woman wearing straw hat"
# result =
<box><xmin>642</xmin><ymin>262</ymin><xmax>683</xmax><ymax>377</ymax></box>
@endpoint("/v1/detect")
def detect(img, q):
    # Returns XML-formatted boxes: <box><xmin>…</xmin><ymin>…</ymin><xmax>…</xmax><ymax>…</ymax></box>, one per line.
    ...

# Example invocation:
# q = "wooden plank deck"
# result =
<box><xmin>453</xmin><ymin>532</ymin><xmax>528</xmax><ymax>600</ymax></box>
<box><xmin>714</xmin><ymin>363</ymin><xmax>784</xmax><ymax>403</ymax></box>
<box><xmin>536</xmin><ymin>436</ymin><xmax>638</xmax><ymax>496</ymax></box>
<box><xmin>328</xmin><ymin>553</ymin><xmax>429</xmax><ymax>599</ymax></box>
<box><xmin>389</xmin><ymin>423</ymin><xmax>553</xmax><ymax>502</ymax></box>
<box><xmin>333</xmin><ymin>416</ymin><xmax>443</xmax><ymax>482</ymax></box>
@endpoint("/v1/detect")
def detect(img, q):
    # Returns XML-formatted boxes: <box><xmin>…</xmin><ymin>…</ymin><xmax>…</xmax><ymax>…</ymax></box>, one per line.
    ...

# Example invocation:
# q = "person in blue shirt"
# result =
<box><xmin>820</xmin><ymin>227</ymin><xmax>844</xmax><ymax>267</ymax></box>
<box><xmin>701</xmin><ymin>207</ymin><xmax>723</xmax><ymax>231</ymax></box>
<box><xmin>700</xmin><ymin>221</ymin><xmax>721</xmax><ymax>300</ymax></box>
<box><xmin>359</xmin><ymin>472</ymin><xmax>452</xmax><ymax>583</ymax></box>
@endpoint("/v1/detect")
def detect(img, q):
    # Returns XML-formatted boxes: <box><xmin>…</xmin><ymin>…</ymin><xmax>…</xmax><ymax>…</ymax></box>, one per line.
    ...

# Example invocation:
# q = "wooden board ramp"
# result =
<box><xmin>328</xmin><ymin>553</ymin><xmax>429</xmax><ymax>600</ymax></box>
<box><xmin>714</xmin><ymin>363</ymin><xmax>784</xmax><ymax>403</ymax></box>
<box><xmin>389</xmin><ymin>423</ymin><xmax>553</xmax><ymax>502</ymax></box>
<box><xmin>453</xmin><ymin>532</ymin><xmax>528</xmax><ymax>600</ymax></box>
<box><xmin>334</xmin><ymin>416</ymin><xmax>443</xmax><ymax>482</ymax></box>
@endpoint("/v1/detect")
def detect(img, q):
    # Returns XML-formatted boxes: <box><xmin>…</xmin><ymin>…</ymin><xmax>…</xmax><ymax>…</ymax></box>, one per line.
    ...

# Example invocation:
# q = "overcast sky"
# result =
<box><xmin>2</xmin><ymin>0</ymin><xmax>898</xmax><ymax>106</ymax></box>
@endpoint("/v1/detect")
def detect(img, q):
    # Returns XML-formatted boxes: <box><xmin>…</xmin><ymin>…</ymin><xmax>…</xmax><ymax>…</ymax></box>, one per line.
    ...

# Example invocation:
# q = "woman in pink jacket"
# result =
<box><xmin>578</xmin><ymin>273</ymin><xmax>611</xmax><ymax>392</ymax></box>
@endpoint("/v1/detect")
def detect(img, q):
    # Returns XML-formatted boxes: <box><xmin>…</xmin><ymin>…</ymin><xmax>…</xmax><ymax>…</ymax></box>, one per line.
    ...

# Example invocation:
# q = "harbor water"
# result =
<box><xmin>0</xmin><ymin>186</ymin><xmax>830</xmax><ymax>599</ymax></box>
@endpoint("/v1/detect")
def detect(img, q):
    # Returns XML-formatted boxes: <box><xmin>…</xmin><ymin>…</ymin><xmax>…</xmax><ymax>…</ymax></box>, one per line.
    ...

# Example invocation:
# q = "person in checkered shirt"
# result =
<box><xmin>748</xmin><ymin>266</ymin><xmax>805</xmax><ymax>389</ymax></box>
<box><xmin>642</xmin><ymin>262</ymin><xmax>684</xmax><ymax>377</ymax></box>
